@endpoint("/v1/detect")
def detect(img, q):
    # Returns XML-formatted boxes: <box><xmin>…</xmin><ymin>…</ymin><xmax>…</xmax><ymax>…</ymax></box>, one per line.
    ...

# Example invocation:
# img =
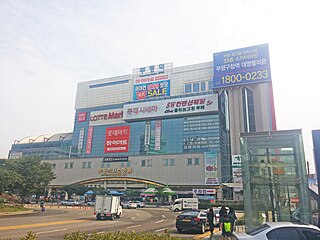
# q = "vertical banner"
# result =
<box><xmin>204</xmin><ymin>152</ymin><xmax>219</xmax><ymax>185</ymax></box>
<box><xmin>105</xmin><ymin>126</ymin><xmax>130</xmax><ymax>153</ymax></box>
<box><xmin>232</xmin><ymin>155</ymin><xmax>243</xmax><ymax>191</ymax></box>
<box><xmin>154</xmin><ymin>120</ymin><xmax>162</xmax><ymax>151</ymax></box>
<box><xmin>85</xmin><ymin>126</ymin><xmax>94</xmax><ymax>154</ymax></box>
<box><xmin>144</xmin><ymin>121</ymin><xmax>151</xmax><ymax>152</ymax></box>
<box><xmin>78</xmin><ymin>128</ymin><xmax>85</xmax><ymax>154</ymax></box>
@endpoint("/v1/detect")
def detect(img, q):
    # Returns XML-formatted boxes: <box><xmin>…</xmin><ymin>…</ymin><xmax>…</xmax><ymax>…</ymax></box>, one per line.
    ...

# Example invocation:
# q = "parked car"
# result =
<box><xmin>122</xmin><ymin>201</ymin><xmax>138</xmax><ymax>209</ymax></box>
<box><xmin>176</xmin><ymin>210</ymin><xmax>209</xmax><ymax>234</ymax></box>
<box><xmin>60</xmin><ymin>199</ymin><xmax>80</xmax><ymax>206</ymax></box>
<box><xmin>132</xmin><ymin>201</ymin><xmax>145</xmax><ymax>208</ymax></box>
<box><xmin>85</xmin><ymin>201</ymin><xmax>95</xmax><ymax>206</ymax></box>
<box><xmin>235</xmin><ymin>222</ymin><xmax>320</xmax><ymax>240</ymax></box>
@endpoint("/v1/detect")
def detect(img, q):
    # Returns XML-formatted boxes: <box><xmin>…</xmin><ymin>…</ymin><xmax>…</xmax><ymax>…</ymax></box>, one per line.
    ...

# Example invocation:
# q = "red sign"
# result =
<box><xmin>105</xmin><ymin>126</ymin><xmax>130</xmax><ymax>153</ymax></box>
<box><xmin>78</xmin><ymin>112</ymin><xmax>87</xmax><ymax>122</ymax></box>
<box><xmin>86</xmin><ymin>126</ymin><xmax>94</xmax><ymax>154</ymax></box>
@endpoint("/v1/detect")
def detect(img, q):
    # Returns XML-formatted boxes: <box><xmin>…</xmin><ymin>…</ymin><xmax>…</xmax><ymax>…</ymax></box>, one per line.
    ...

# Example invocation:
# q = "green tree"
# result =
<box><xmin>5</xmin><ymin>157</ymin><xmax>56</xmax><ymax>201</ymax></box>
<box><xmin>0</xmin><ymin>160</ymin><xmax>23</xmax><ymax>195</ymax></box>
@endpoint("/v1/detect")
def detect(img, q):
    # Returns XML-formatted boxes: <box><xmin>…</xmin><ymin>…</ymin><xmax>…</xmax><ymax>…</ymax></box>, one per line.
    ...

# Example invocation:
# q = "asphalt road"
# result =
<box><xmin>0</xmin><ymin>206</ymin><xmax>206</xmax><ymax>240</ymax></box>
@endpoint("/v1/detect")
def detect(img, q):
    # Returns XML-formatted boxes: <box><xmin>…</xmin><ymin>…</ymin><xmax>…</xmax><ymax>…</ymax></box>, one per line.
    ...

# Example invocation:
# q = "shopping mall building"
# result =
<box><xmin>9</xmin><ymin>44</ymin><xmax>276</xmax><ymax>200</ymax></box>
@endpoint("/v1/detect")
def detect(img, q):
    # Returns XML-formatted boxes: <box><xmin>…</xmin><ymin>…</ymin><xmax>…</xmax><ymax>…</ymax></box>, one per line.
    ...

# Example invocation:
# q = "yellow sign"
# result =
<box><xmin>98</xmin><ymin>167</ymin><xmax>133</xmax><ymax>176</ymax></box>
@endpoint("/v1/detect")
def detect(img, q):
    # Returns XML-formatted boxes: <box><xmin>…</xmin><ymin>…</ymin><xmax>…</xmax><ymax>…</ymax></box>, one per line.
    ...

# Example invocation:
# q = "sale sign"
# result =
<box><xmin>104</xmin><ymin>126</ymin><xmax>130</xmax><ymax>153</ymax></box>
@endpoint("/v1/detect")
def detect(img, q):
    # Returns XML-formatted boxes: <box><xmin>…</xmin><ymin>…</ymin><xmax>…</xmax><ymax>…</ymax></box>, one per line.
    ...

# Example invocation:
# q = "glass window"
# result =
<box><xmin>193</xmin><ymin>83</ymin><xmax>199</xmax><ymax>92</ymax></box>
<box><xmin>201</xmin><ymin>82</ymin><xmax>206</xmax><ymax>91</ymax></box>
<box><xmin>69</xmin><ymin>162</ymin><xmax>73</xmax><ymax>169</ymax></box>
<box><xmin>194</xmin><ymin>158</ymin><xmax>200</xmax><ymax>165</ymax></box>
<box><xmin>164</xmin><ymin>159</ymin><xmax>169</xmax><ymax>166</ymax></box>
<box><xmin>82</xmin><ymin>162</ymin><xmax>86</xmax><ymax>169</ymax></box>
<box><xmin>87</xmin><ymin>161</ymin><xmax>92</xmax><ymax>168</ymax></box>
<box><xmin>52</xmin><ymin>163</ymin><xmax>56</xmax><ymax>169</ymax></box>
<box><xmin>187</xmin><ymin>158</ymin><xmax>192</xmax><ymax>165</ymax></box>
<box><xmin>147</xmin><ymin>159</ymin><xmax>152</xmax><ymax>167</ymax></box>
<box><xmin>208</xmin><ymin>80</ymin><xmax>213</xmax><ymax>90</ymax></box>
<box><xmin>300</xmin><ymin>228</ymin><xmax>320</xmax><ymax>240</ymax></box>
<box><xmin>274</xmin><ymin>227</ymin><xmax>300</xmax><ymax>240</ymax></box>
<box><xmin>127</xmin><ymin>161</ymin><xmax>131</xmax><ymax>167</ymax></box>
<box><xmin>64</xmin><ymin>163</ymin><xmax>68</xmax><ymax>169</ymax></box>
<box><xmin>185</xmin><ymin>84</ymin><xmax>192</xmax><ymax>93</ymax></box>
<box><xmin>170</xmin><ymin>159</ymin><xmax>175</xmax><ymax>166</ymax></box>
<box><xmin>141</xmin><ymin>159</ymin><xmax>146</xmax><ymax>167</ymax></box>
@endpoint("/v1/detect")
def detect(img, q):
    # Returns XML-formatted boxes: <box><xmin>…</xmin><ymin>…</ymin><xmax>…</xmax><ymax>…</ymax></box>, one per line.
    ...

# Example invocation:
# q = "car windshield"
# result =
<box><xmin>180</xmin><ymin>211</ymin><xmax>199</xmax><ymax>217</ymax></box>
<box><xmin>246</xmin><ymin>224</ymin><xmax>271</xmax><ymax>236</ymax></box>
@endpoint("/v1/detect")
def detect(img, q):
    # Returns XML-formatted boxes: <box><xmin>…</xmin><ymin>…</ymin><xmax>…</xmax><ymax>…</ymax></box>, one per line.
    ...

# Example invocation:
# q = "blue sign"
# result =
<box><xmin>213</xmin><ymin>44</ymin><xmax>272</xmax><ymax>88</ymax></box>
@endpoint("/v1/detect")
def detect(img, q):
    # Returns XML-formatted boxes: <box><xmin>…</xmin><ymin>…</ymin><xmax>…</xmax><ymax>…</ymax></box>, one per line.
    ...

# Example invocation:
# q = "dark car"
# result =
<box><xmin>176</xmin><ymin>210</ymin><xmax>209</xmax><ymax>234</ymax></box>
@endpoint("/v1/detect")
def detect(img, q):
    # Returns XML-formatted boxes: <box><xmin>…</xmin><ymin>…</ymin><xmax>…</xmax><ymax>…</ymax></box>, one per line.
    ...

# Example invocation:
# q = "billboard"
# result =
<box><xmin>132</xmin><ymin>63</ymin><xmax>172</xmax><ymax>100</ymax></box>
<box><xmin>213</xmin><ymin>44</ymin><xmax>271</xmax><ymax>88</ymax></box>
<box><xmin>232</xmin><ymin>155</ymin><xmax>243</xmax><ymax>192</ymax></box>
<box><xmin>85</xmin><ymin>126</ymin><xmax>94</xmax><ymax>154</ymax></box>
<box><xmin>89</xmin><ymin>109</ymin><xmax>124</xmax><ymax>126</ymax></box>
<box><xmin>204</xmin><ymin>152</ymin><xmax>219</xmax><ymax>185</ymax></box>
<box><xmin>104</xmin><ymin>126</ymin><xmax>130</xmax><ymax>153</ymax></box>
<box><xmin>123</xmin><ymin>94</ymin><xmax>218</xmax><ymax>121</ymax></box>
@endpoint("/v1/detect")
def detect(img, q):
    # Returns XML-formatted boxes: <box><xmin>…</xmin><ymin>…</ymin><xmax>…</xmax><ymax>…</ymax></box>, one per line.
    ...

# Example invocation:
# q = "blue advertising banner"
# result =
<box><xmin>213</xmin><ymin>44</ymin><xmax>272</xmax><ymax>88</ymax></box>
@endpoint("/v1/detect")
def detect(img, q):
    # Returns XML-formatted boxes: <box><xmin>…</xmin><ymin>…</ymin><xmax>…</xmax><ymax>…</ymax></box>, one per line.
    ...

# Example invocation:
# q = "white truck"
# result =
<box><xmin>170</xmin><ymin>198</ymin><xmax>199</xmax><ymax>212</ymax></box>
<box><xmin>94</xmin><ymin>195</ymin><xmax>122</xmax><ymax>220</ymax></box>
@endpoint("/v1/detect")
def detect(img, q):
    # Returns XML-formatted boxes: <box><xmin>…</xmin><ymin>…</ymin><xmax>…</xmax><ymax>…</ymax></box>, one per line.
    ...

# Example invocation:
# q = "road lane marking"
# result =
<box><xmin>130</xmin><ymin>217</ymin><xmax>136</xmax><ymax>220</ymax></box>
<box><xmin>162</xmin><ymin>215</ymin><xmax>165</xmax><ymax>218</ymax></box>
<box><xmin>126</xmin><ymin>225</ymin><xmax>141</xmax><ymax>229</ymax></box>
<box><xmin>0</xmin><ymin>220</ymin><xmax>88</xmax><ymax>231</ymax></box>
<box><xmin>155</xmin><ymin>219</ymin><xmax>164</xmax><ymax>223</ymax></box>
<box><xmin>97</xmin><ymin>231</ymin><xmax>105</xmax><ymax>234</ymax></box>
<box><xmin>37</xmin><ymin>228</ymin><xmax>68</xmax><ymax>234</ymax></box>
<box><xmin>155</xmin><ymin>228</ymin><xmax>167</xmax><ymax>232</ymax></box>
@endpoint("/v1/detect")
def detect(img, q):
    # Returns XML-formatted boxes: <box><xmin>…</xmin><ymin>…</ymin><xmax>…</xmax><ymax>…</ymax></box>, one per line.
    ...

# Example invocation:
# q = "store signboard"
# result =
<box><xmin>104</xmin><ymin>126</ymin><xmax>130</xmax><ymax>153</ymax></box>
<box><xmin>132</xmin><ymin>63</ymin><xmax>172</xmax><ymax>100</ymax></box>
<box><xmin>85</xmin><ymin>126</ymin><xmax>94</xmax><ymax>154</ymax></box>
<box><xmin>193</xmin><ymin>189</ymin><xmax>216</xmax><ymax>195</ymax></box>
<box><xmin>78</xmin><ymin>112</ymin><xmax>87</xmax><ymax>122</ymax></box>
<box><xmin>213</xmin><ymin>44</ymin><xmax>271</xmax><ymax>88</ymax></box>
<box><xmin>123</xmin><ymin>94</ymin><xmax>218</xmax><ymax>121</ymax></box>
<box><xmin>232</xmin><ymin>154</ymin><xmax>243</xmax><ymax>192</ymax></box>
<box><xmin>103</xmin><ymin>156</ymin><xmax>128</xmax><ymax>162</ymax></box>
<box><xmin>154</xmin><ymin>120</ymin><xmax>162</xmax><ymax>151</ymax></box>
<box><xmin>89</xmin><ymin>109</ymin><xmax>124</xmax><ymax>126</ymax></box>
<box><xmin>77</xmin><ymin>128</ymin><xmax>85</xmax><ymax>151</ymax></box>
<box><xmin>204</xmin><ymin>152</ymin><xmax>219</xmax><ymax>185</ymax></box>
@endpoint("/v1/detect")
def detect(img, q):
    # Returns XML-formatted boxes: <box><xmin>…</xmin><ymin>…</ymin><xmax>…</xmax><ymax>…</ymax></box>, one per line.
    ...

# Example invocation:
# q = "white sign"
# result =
<box><xmin>123</xmin><ymin>94</ymin><xmax>218</xmax><ymax>121</ymax></box>
<box><xmin>89</xmin><ymin>109</ymin><xmax>124</xmax><ymax>126</ymax></box>
<box><xmin>154</xmin><ymin>120</ymin><xmax>162</xmax><ymax>151</ymax></box>
<box><xmin>193</xmin><ymin>189</ymin><xmax>216</xmax><ymax>195</ymax></box>
<box><xmin>78</xmin><ymin>128</ymin><xmax>85</xmax><ymax>150</ymax></box>
<box><xmin>232</xmin><ymin>154</ymin><xmax>243</xmax><ymax>192</ymax></box>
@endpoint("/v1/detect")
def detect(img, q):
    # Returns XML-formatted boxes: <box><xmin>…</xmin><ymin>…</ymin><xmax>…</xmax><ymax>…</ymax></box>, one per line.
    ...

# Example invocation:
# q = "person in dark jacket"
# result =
<box><xmin>207</xmin><ymin>208</ymin><xmax>215</xmax><ymax>236</ymax></box>
<box><xmin>219</xmin><ymin>206</ymin><xmax>228</xmax><ymax>230</ymax></box>
<box><xmin>227</xmin><ymin>207</ymin><xmax>237</xmax><ymax>234</ymax></box>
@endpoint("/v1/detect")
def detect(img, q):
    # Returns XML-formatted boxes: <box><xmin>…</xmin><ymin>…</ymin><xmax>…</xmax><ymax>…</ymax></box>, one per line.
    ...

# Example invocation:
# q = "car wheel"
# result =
<box><xmin>174</xmin><ymin>208</ymin><xmax>179</xmax><ymax>212</ymax></box>
<box><xmin>116</xmin><ymin>212</ymin><xmax>121</xmax><ymax>218</ymax></box>
<box><xmin>177</xmin><ymin>228</ymin><xmax>182</xmax><ymax>233</ymax></box>
<box><xmin>200</xmin><ymin>223</ymin><xmax>205</xmax><ymax>234</ymax></box>
<box><xmin>96</xmin><ymin>214</ymin><xmax>101</xmax><ymax>220</ymax></box>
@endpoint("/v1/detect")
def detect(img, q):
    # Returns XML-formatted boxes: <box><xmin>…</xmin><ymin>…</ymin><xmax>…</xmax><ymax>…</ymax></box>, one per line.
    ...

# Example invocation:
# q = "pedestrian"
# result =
<box><xmin>219</xmin><ymin>206</ymin><xmax>228</xmax><ymax>230</ymax></box>
<box><xmin>207</xmin><ymin>208</ymin><xmax>215</xmax><ymax>237</ymax></box>
<box><xmin>40</xmin><ymin>200</ymin><xmax>45</xmax><ymax>214</ymax></box>
<box><xmin>227</xmin><ymin>207</ymin><xmax>237</xmax><ymax>234</ymax></box>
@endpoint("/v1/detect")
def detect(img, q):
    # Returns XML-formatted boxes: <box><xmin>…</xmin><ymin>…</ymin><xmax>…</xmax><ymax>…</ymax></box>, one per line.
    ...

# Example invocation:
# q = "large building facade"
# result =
<box><xmin>9</xmin><ymin>45</ymin><xmax>275</xmax><ymax>199</ymax></box>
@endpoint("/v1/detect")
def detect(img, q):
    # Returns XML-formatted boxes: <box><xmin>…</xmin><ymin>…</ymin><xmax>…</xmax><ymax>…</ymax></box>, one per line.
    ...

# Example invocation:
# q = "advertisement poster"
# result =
<box><xmin>213</xmin><ymin>44</ymin><xmax>272</xmax><ymax>88</ymax></box>
<box><xmin>154</xmin><ymin>120</ymin><xmax>162</xmax><ymax>151</ymax></box>
<box><xmin>123</xmin><ymin>94</ymin><xmax>218</xmax><ymax>121</ymax></box>
<box><xmin>85</xmin><ymin>126</ymin><xmax>94</xmax><ymax>154</ymax></box>
<box><xmin>204</xmin><ymin>152</ymin><xmax>219</xmax><ymax>185</ymax></box>
<box><xmin>105</xmin><ymin>126</ymin><xmax>130</xmax><ymax>153</ymax></box>
<box><xmin>232</xmin><ymin>154</ymin><xmax>243</xmax><ymax>192</ymax></box>
<box><xmin>132</xmin><ymin>63</ymin><xmax>172</xmax><ymax>100</ymax></box>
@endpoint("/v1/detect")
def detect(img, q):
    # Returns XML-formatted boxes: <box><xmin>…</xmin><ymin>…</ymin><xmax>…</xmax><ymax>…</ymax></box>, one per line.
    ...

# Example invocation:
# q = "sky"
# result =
<box><xmin>0</xmin><ymin>0</ymin><xmax>319</xmax><ymax>172</ymax></box>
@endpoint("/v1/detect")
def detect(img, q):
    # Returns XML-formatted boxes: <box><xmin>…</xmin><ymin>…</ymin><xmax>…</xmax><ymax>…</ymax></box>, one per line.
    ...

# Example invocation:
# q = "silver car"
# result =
<box><xmin>235</xmin><ymin>222</ymin><xmax>320</xmax><ymax>240</ymax></box>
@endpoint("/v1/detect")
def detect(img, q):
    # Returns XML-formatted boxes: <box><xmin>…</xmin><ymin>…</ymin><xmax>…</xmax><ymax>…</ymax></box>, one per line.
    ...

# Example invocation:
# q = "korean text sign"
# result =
<box><xmin>105</xmin><ymin>126</ymin><xmax>130</xmax><ymax>153</ymax></box>
<box><xmin>213</xmin><ymin>44</ymin><xmax>272</xmax><ymax>88</ymax></box>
